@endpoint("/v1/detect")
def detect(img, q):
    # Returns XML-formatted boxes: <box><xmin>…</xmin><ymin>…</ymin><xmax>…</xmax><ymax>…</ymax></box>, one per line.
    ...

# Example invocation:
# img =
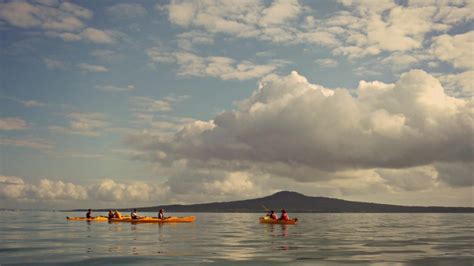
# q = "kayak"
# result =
<box><xmin>66</xmin><ymin>216</ymin><xmax>109</xmax><ymax>221</ymax></box>
<box><xmin>112</xmin><ymin>216</ymin><xmax>196</xmax><ymax>223</ymax></box>
<box><xmin>132</xmin><ymin>216</ymin><xmax>196</xmax><ymax>223</ymax></box>
<box><xmin>259</xmin><ymin>216</ymin><xmax>298</xmax><ymax>224</ymax></box>
<box><xmin>110</xmin><ymin>216</ymin><xmax>196</xmax><ymax>223</ymax></box>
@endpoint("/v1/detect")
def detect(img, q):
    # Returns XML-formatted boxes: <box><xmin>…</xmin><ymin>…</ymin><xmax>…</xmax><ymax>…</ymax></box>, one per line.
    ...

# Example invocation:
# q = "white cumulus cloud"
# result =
<box><xmin>126</xmin><ymin>70</ymin><xmax>473</xmax><ymax>189</ymax></box>
<box><xmin>431</xmin><ymin>31</ymin><xmax>474</xmax><ymax>70</ymax></box>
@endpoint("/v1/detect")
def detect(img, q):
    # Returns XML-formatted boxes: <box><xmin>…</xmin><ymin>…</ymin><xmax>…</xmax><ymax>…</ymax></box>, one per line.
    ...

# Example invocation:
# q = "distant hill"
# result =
<box><xmin>70</xmin><ymin>191</ymin><xmax>474</xmax><ymax>213</ymax></box>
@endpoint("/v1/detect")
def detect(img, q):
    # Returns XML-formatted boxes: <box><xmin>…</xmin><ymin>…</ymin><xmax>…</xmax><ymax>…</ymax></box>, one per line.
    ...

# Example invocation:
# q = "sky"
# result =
<box><xmin>0</xmin><ymin>0</ymin><xmax>473</xmax><ymax>209</ymax></box>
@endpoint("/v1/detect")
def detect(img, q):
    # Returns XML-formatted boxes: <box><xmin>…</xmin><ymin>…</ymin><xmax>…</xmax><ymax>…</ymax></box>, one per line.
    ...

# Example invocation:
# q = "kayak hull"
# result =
<box><xmin>66</xmin><ymin>216</ymin><xmax>108</xmax><ymax>221</ymax></box>
<box><xmin>132</xmin><ymin>216</ymin><xmax>196</xmax><ymax>223</ymax></box>
<box><xmin>259</xmin><ymin>217</ymin><xmax>298</xmax><ymax>224</ymax></box>
<box><xmin>110</xmin><ymin>216</ymin><xmax>196</xmax><ymax>223</ymax></box>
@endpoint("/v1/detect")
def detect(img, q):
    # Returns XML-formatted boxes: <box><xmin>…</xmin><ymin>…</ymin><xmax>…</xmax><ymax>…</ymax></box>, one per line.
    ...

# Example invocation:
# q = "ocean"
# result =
<box><xmin>1</xmin><ymin>211</ymin><xmax>473</xmax><ymax>265</ymax></box>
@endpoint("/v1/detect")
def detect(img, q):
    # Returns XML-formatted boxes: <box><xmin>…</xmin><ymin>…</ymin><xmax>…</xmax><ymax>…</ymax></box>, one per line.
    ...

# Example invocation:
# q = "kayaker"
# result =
<box><xmin>269</xmin><ymin>210</ymin><xmax>278</xmax><ymax>220</ymax></box>
<box><xmin>279</xmin><ymin>209</ymin><xmax>290</xmax><ymax>221</ymax></box>
<box><xmin>86</xmin><ymin>208</ymin><xmax>92</xmax><ymax>218</ymax></box>
<box><xmin>131</xmin><ymin>209</ymin><xmax>140</xmax><ymax>219</ymax></box>
<box><xmin>108</xmin><ymin>210</ymin><xmax>114</xmax><ymax>219</ymax></box>
<box><xmin>113</xmin><ymin>210</ymin><xmax>122</xmax><ymax>219</ymax></box>
<box><xmin>158</xmin><ymin>209</ymin><xmax>165</xmax><ymax>219</ymax></box>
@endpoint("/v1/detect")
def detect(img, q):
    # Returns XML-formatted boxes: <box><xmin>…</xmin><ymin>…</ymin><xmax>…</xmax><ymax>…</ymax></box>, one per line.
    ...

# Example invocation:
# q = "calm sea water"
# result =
<box><xmin>0</xmin><ymin>211</ymin><xmax>472</xmax><ymax>265</ymax></box>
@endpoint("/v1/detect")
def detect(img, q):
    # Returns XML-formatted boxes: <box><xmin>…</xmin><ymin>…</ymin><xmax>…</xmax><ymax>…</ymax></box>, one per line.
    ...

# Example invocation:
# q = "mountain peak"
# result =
<box><xmin>269</xmin><ymin>191</ymin><xmax>306</xmax><ymax>198</ymax></box>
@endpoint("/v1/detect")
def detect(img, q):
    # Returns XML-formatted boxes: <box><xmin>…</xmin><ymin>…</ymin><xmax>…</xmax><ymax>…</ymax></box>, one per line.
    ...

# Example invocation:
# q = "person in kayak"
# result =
<box><xmin>131</xmin><ymin>209</ymin><xmax>140</xmax><ymax>219</ymax></box>
<box><xmin>279</xmin><ymin>209</ymin><xmax>290</xmax><ymax>221</ymax></box>
<box><xmin>158</xmin><ymin>209</ymin><xmax>165</xmax><ymax>219</ymax></box>
<box><xmin>269</xmin><ymin>210</ymin><xmax>278</xmax><ymax>220</ymax></box>
<box><xmin>86</xmin><ymin>209</ymin><xmax>92</xmax><ymax>218</ymax></box>
<box><xmin>108</xmin><ymin>210</ymin><xmax>114</xmax><ymax>219</ymax></box>
<box><xmin>113</xmin><ymin>210</ymin><xmax>123</xmax><ymax>219</ymax></box>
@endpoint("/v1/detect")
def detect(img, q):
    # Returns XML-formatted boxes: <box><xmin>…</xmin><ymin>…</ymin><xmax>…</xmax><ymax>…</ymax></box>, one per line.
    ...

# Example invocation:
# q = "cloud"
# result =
<box><xmin>59</xmin><ymin>2</ymin><xmax>93</xmax><ymax>19</ymax></box>
<box><xmin>431</xmin><ymin>31</ymin><xmax>474</xmax><ymax>70</ymax></box>
<box><xmin>130</xmin><ymin>96</ymin><xmax>172</xmax><ymax>113</ymax></box>
<box><xmin>176</xmin><ymin>31</ymin><xmax>214</xmax><ymax>50</ymax></box>
<box><xmin>0</xmin><ymin>96</ymin><xmax>46</xmax><ymax>108</ymax></box>
<box><xmin>437</xmin><ymin>71</ymin><xmax>474</xmax><ymax>98</ymax></box>
<box><xmin>49</xmin><ymin>112</ymin><xmax>108</xmax><ymax>137</ymax></box>
<box><xmin>376</xmin><ymin>165</ymin><xmax>439</xmax><ymax>192</ymax></box>
<box><xmin>380</xmin><ymin>53</ymin><xmax>420</xmax><ymax>71</ymax></box>
<box><xmin>0</xmin><ymin>117</ymin><xmax>28</xmax><ymax>130</ymax></box>
<box><xmin>105</xmin><ymin>3</ymin><xmax>147</xmax><ymax>19</ymax></box>
<box><xmin>95</xmin><ymin>84</ymin><xmax>135</xmax><ymax>92</ymax></box>
<box><xmin>259</xmin><ymin>0</ymin><xmax>303</xmax><ymax>26</ymax></box>
<box><xmin>165</xmin><ymin>0</ymin><xmax>315</xmax><ymax>43</ymax></box>
<box><xmin>34</xmin><ymin>0</ymin><xmax>59</xmax><ymax>7</ymax></box>
<box><xmin>0</xmin><ymin>176</ymin><xmax>87</xmax><ymax>201</ymax></box>
<box><xmin>80</xmin><ymin>27</ymin><xmax>115</xmax><ymax>44</ymax></box>
<box><xmin>45</xmin><ymin>27</ymin><xmax>117</xmax><ymax>43</ymax></box>
<box><xmin>20</xmin><ymin>100</ymin><xmax>46</xmax><ymax>108</ymax></box>
<box><xmin>90</xmin><ymin>49</ymin><xmax>122</xmax><ymax>61</ymax></box>
<box><xmin>435</xmin><ymin>162</ymin><xmax>473</xmax><ymax>187</ymax></box>
<box><xmin>147</xmin><ymin>48</ymin><xmax>285</xmax><ymax>80</ymax></box>
<box><xmin>88</xmin><ymin>179</ymin><xmax>168</xmax><ymax>202</ymax></box>
<box><xmin>0</xmin><ymin>1</ymin><xmax>88</xmax><ymax>30</ymax></box>
<box><xmin>126</xmin><ymin>70</ymin><xmax>473</xmax><ymax>189</ymax></box>
<box><xmin>174</xmin><ymin>52</ymin><xmax>283</xmax><ymax>80</ymax></box>
<box><xmin>3</xmin><ymin>4</ymin><xmax>37</xmax><ymax>27</ymax></box>
<box><xmin>77</xmin><ymin>63</ymin><xmax>109</xmax><ymax>73</ymax></box>
<box><xmin>0</xmin><ymin>176</ymin><xmax>168</xmax><ymax>203</ymax></box>
<box><xmin>0</xmin><ymin>175</ymin><xmax>27</xmax><ymax>199</ymax></box>
<box><xmin>315</xmin><ymin>58</ymin><xmax>339</xmax><ymax>68</ymax></box>
<box><xmin>409</xmin><ymin>0</ymin><xmax>474</xmax><ymax>25</ymax></box>
<box><xmin>0</xmin><ymin>137</ymin><xmax>53</xmax><ymax>150</ymax></box>
<box><xmin>43</xmin><ymin>57</ymin><xmax>67</xmax><ymax>70</ymax></box>
<box><xmin>0</xmin><ymin>1</ymin><xmax>117</xmax><ymax>44</ymax></box>
<box><xmin>326</xmin><ymin>1</ymin><xmax>474</xmax><ymax>63</ymax></box>
<box><xmin>163</xmin><ymin>0</ymin><xmax>473</xmax><ymax>64</ymax></box>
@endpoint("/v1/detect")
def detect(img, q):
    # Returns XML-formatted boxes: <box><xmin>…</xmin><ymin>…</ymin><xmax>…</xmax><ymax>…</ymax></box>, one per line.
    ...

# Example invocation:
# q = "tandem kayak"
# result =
<box><xmin>66</xmin><ymin>216</ymin><xmax>109</xmax><ymax>221</ymax></box>
<box><xmin>259</xmin><ymin>216</ymin><xmax>298</xmax><ymax>224</ymax></box>
<box><xmin>110</xmin><ymin>216</ymin><xmax>196</xmax><ymax>223</ymax></box>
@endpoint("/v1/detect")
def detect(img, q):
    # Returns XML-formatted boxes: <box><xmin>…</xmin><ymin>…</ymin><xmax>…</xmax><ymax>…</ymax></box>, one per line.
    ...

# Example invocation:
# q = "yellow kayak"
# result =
<box><xmin>259</xmin><ymin>216</ymin><xmax>298</xmax><ymax>224</ymax></box>
<box><xmin>66</xmin><ymin>216</ymin><xmax>109</xmax><ymax>221</ymax></box>
<box><xmin>110</xmin><ymin>216</ymin><xmax>196</xmax><ymax>223</ymax></box>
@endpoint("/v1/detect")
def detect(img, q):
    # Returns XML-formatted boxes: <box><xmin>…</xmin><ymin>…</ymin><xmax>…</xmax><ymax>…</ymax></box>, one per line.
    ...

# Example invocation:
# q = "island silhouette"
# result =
<box><xmin>70</xmin><ymin>191</ymin><xmax>473</xmax><ymax>213</ymax></box>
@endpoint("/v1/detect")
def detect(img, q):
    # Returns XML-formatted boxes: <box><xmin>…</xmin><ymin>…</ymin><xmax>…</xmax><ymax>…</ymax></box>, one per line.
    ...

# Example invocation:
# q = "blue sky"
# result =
<box><xmin>0</xmin><ymin>0</ymin><xmax>473</xmax><ymax>209</ymax></box>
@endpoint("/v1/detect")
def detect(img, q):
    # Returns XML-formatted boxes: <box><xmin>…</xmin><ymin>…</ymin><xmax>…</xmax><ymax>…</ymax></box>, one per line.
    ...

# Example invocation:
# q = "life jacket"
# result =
<box><xmin>281</xmin><ymin>213</ymin><xmax>289</xmax><ymax>221</ymax></box>
<box><xmin>114</xmin><ymin>211</ymin><xmax>122</xmax><ymax>219</ymax></box>
<box><xmin>270</xmin><ymin>213</ymin><xmax>278</xmax><ymax>219</ymax></box>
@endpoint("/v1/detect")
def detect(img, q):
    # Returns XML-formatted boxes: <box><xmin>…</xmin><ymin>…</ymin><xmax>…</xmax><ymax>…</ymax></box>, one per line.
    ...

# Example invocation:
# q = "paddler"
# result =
<box><xmin>86</xmin><ymin>208</ymin><xmax>92</xmax><ymax>218</ymax></box>
<box><xmin>279</xmin><ymin>209</ymin><xmax>290</xmax><ymax>221</ymax></box>
<box><xmin>269</xmin><ymin>210</ymin><xmax>278</xmax><ymax>220</ymax></box>
<box><xmin>108</xmin><ymin>210</ymin><xmax>114</xmax><ymax>219</ymax></box>
<box><xmin>131</xmin><ymin>209</ymin><xmax>140</xmax><ymax>219</ymax></box>
<box><xmin>158</xmin><ymin>209</ymin><xmax>165</xmax><ymax>219</ymax></box>
<box><xmin>113</xmin><ymin>210</ymin><xmax>122</xmax><ymax>219</ymax></box>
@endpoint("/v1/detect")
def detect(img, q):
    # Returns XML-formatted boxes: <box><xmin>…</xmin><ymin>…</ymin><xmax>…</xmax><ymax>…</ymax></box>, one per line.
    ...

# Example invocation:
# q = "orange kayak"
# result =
<box><xmin>110</xmin><ymin>216</ymin><xmax>196</xmax><ymax>223</ymax></box>
<box><xmin>66</xmin><ymin>216</ymin><xmax>109</xmax><ymax>221</ymax></box>
<box><xmin>259</xmin><ymin>216</ymin><xmax>298</xmax><ymax>224</ymax></box>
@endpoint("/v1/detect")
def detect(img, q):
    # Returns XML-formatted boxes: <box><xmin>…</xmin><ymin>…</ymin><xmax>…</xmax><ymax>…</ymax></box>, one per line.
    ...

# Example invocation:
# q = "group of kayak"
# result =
<box><xmin>67</xmin><ymin>208</ymin><xmax>298</xmax><ymax>224</ymax></box>
<box><xmin>66</xmin><ymin>208</ymin><xmax>196</xmax><ymax>223</ymax></box>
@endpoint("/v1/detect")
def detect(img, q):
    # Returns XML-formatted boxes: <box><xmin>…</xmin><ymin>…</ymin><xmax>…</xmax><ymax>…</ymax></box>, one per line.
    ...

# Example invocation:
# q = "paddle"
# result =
<box><xmin>262</xmin><ymin>205</ymin><xmax>271</xmax><ymax>212</ymax></box>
